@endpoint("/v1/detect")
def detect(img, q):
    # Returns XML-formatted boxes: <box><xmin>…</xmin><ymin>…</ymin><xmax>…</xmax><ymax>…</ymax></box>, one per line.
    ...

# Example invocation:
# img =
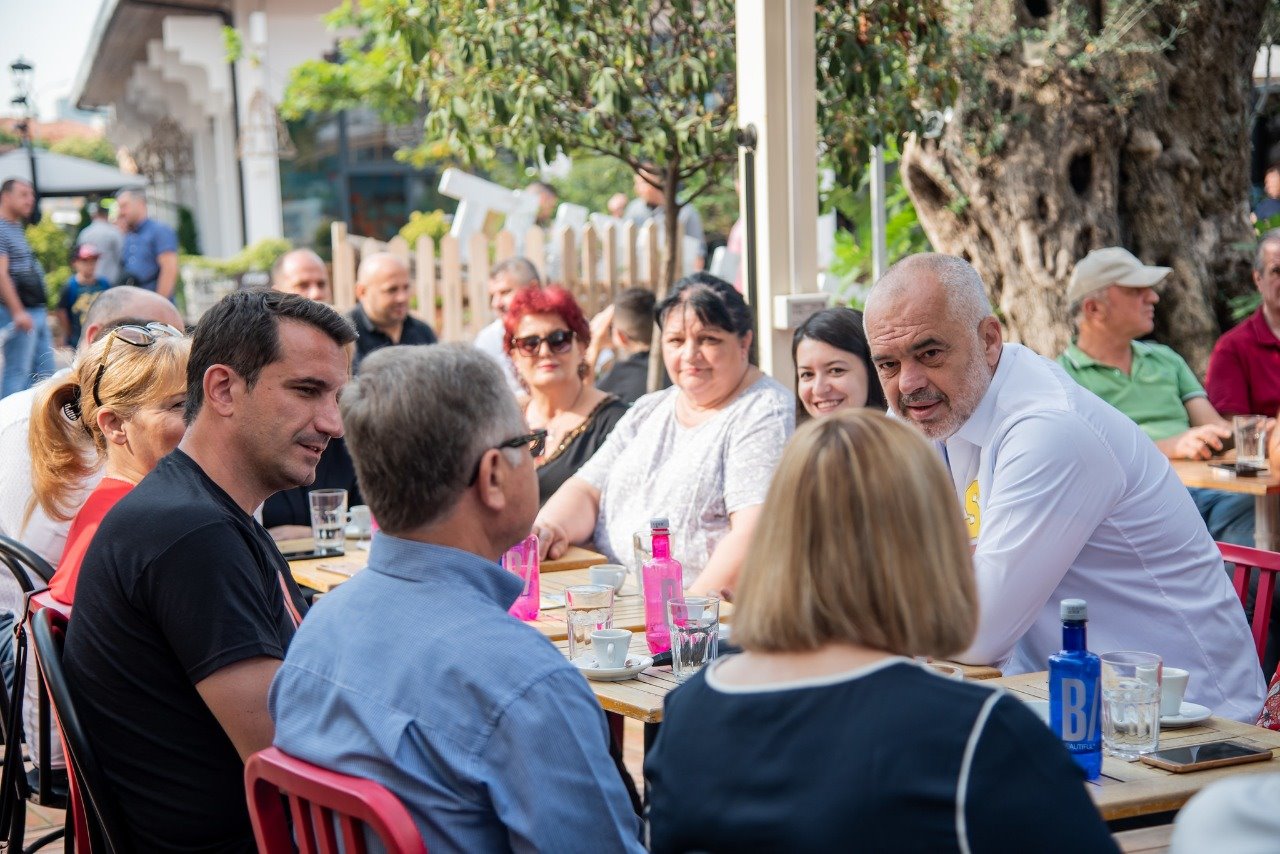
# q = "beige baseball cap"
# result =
<box><xmin>1067</xmin><ymin>247</ymin><xmax>1170</xmax><ymax>306</ymax></box>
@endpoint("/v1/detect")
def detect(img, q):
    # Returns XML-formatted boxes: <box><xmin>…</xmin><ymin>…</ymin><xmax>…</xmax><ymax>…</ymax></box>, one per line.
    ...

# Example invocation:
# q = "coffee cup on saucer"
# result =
<box><xmin>591</xmin><ymin>629</ymin><xmax>631</xmax><ymax>669</ymax></box>
<box><xmin>1161</xmin><ymin>667</ymin><xmax>1190</xmax><ymax>716</ymax></box>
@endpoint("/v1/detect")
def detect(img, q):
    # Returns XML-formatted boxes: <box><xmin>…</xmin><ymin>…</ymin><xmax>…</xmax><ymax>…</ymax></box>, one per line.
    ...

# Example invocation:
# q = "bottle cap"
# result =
<box><xmin>650</xmin><ymin>516</ymin><xmax>669</xmax><ymax>531</ymax></box>
<box><xmin>1060</xmin><ymin>599</ymin><xmax>1087</xmax><ymax>621</ymax></box>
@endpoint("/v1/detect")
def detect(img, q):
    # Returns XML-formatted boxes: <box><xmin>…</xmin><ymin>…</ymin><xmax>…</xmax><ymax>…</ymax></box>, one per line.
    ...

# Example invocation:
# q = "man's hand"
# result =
<box><xmin>1167</xmin><ymin>424</ymin><xmax>1232</xmax><ymax>460</ymax></box>
<box><xmin>532</xmin><ymin>520</ymin><xmax>570</xmax><ymax>560</ymax></box>
<box><xmin>10</xmin><ymin>308</ymin><xmax>31</xmax><ymax>333</ymax></box>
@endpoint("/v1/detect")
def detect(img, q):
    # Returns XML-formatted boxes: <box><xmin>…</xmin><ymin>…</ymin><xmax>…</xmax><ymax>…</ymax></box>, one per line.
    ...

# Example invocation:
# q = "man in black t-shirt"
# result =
<box><xmin>64</xmin><ymin>289</ymin><xmax>356</xmax><ymax>852</ymax></box>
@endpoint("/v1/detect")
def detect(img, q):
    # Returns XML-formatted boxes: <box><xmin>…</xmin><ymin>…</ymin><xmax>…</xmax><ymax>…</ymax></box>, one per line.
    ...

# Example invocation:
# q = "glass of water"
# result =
<box><xmin>565</xmin><ymin>584</ymin><xmax>614</xmax><ymax>663</ymax></box>
<box><xmin>1234</xmin><ymin>415</ymin><xmax>1268</xmax><ymax>467</ymax></box>
<box><xmin>1100</xmin><ymin>651</ymin><xmax>1161</xmax><ymax>759</ymax></box>
<box><xmin>308</xmin><ymin>489</ymin><xmax>348</xmax><ymax>553</ymax></box>
<box><xmin>631</xmin><ymin>529</ymin><xmax>652</xmax><ymax>595</ymax></box>
<box><xmin>667</xmin><ymin>596</ymin><xmax>719</xmax><ymax>681</ymax></box>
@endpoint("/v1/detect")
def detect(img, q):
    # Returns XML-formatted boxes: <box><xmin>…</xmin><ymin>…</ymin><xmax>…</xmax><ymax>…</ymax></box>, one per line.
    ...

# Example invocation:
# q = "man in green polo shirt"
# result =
<box><xmin>1057</xmin><ymin>247</ymin><xmax>1252</xmax><ymax>547</ymax></box>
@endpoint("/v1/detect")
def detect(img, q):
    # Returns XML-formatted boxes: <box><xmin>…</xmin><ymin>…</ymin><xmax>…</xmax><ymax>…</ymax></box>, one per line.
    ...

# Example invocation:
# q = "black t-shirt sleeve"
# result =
<box><xmin>137</xmin><ymin>522</ymin><xmax>290</xmax><ymax>684</ymax></box>
<box><xmin>964</xmin><ymin>696</ymin><xmax>1119</xmax><ymax>854</ymax></box>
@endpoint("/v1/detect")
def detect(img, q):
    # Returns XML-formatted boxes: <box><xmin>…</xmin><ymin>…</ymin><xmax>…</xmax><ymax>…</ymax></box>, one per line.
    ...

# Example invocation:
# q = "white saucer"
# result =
<box><xmin>572</xmin><ymin>655</ymin><xmax>654</xmax><ymax>681</ymax></box>
<box><xmin>1161</xmin><ymin>701</ymin><xmax>1212</xmax><ymax>728</ymax></box>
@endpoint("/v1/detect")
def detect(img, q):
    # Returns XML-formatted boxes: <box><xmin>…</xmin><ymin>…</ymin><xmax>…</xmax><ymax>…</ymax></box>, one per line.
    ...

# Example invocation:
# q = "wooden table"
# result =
<box><xmin>1171</xmin><ymin>458</ymin><xmax>1280</xmax><ymax>550</ymax></box>
<box><xmin>995</xmin><ymin>670</ymin><xmax>1280</xmax><ymax>821</ymax></box>
<box><xmin>558</xmin><ymin>634</ymin><xmax>999</xmax><ymax>725</ymax></box>
<box><xmin>283</xmin><ymin>540</ymin><xmax>607</xmax><ymax>594</ymax></box>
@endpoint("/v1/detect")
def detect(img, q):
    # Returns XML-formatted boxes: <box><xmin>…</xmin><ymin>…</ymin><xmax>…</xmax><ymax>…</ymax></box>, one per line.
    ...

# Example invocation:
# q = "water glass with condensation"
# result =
<box><xmin>631</xmin><ymin>529</ymin><xmax>652</xmax><ymax>594</ymax></box>
<box><xmin>668</xmin><ymin>596</ymin><xmax>720</xmax><ymax>681</ymax></box>
<box><xmin>1100</xmin><ymin>651</ymin><xmax>1161</xmax><ymax>759</ymax></box>
<box><xmin>1234</xmin><ymin>415</ymin><xmax>1268</xmax><ymax>466</ymax></box>
<box><xmin>308</xmin><ymin>489</ymin><xmax>348</xmax><ymax>553</ymax></box>
<box><xmin>565</xmin><ymin>584</ymin><xmax>614</xmax><ymax>662</ymax></box>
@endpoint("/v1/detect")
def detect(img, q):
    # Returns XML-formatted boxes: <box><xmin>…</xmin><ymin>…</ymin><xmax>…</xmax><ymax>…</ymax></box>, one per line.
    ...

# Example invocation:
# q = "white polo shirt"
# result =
<box><xmin>944</xmin><ymin>344</ymin><xmax>1264</xmax><ymax>722</ymax></box>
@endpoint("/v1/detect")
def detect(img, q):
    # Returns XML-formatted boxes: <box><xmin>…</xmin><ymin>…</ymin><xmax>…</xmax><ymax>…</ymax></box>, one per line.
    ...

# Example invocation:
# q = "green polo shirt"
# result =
<box><xmin>1057</xmin><ymin>340</ymin><xmax>1205</xmax><ymax>442</ymax></box>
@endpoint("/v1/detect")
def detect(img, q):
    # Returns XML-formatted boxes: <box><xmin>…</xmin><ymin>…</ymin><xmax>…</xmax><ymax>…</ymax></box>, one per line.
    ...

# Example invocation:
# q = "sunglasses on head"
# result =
<box><xmin>511</xmin><ymin>329</ymin><xmax>575</xmax><ymax>356</ymax></box>
<box><xmin>92</xmin><ymin>322</ymin><xmax>185</xmax><ymax>407</ymax></box>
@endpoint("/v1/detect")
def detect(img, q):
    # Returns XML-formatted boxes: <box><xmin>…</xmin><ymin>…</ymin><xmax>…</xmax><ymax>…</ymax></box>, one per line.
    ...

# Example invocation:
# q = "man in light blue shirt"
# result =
<box><xmin>269</xmin><ymin>344</ymin><xmax>643</xmax><ymax>853</ymax></box>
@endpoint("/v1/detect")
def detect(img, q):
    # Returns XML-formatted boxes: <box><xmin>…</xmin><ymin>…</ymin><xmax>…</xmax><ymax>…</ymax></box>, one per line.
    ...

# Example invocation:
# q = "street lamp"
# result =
<box><xmin>9</xmin><ymin>56</ymin><xmax>40</xmax><ymax>224</ymax></box>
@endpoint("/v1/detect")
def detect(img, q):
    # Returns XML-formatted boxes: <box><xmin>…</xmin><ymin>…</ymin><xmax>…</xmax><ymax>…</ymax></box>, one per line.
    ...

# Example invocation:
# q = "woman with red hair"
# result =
<box><xmin>504</xmin><ymin>286</ymin><xmax>628</xmax><ymax>504</ymax></box>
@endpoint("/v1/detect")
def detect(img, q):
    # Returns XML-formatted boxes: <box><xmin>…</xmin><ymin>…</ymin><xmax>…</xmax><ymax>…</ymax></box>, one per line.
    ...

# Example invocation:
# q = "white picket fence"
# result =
<box><xmin>329</xmin><ymin>218</ymin><xmax>689</xmax><ymax>341</ymax></box>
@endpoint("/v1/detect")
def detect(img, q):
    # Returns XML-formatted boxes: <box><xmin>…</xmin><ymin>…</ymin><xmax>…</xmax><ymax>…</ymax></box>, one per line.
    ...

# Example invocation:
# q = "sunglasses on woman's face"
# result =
<box><xmin>511</xmin><ymin>329</ymin><xmax>575</xmax><ymax>356</ymax></box>
<box><xmin>92</xmin><ymin>322</ymin><xmax>185</xmax><ymax>407</ymax></box>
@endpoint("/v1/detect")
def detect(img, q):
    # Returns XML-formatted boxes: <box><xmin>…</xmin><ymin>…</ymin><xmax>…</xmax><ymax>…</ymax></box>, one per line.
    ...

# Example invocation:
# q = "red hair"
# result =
<box><xmin>502</xmin><ymin>286</ymin><xmax>592</xmax><ymax>353</ymax></box>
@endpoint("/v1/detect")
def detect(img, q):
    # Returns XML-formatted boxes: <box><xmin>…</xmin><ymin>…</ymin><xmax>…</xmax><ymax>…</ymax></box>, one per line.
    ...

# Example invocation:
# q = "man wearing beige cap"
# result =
<box><xmin>1057</xmin><ymin>247</ymin><xmax>1252</xmax><ymax>547</ymax></box>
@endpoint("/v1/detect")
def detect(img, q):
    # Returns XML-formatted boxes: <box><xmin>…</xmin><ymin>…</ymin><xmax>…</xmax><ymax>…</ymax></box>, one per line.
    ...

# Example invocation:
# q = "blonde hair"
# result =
<box><xmin>28</xmin><ymin>330</ymin><xmax>189</xmax><ymax>522</ymax></box>
<box><xmin>731</xmin><ymin>409</ymin><xmax>978</xmax><ymax>657</ymax></box>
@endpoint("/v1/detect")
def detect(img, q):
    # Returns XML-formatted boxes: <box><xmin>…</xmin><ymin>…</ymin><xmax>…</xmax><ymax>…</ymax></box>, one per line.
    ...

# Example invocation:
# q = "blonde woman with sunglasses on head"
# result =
<box><xmin>28</xmin><ymin>321</ymin><xmax>188</xmax><ymax>605</ymax></box>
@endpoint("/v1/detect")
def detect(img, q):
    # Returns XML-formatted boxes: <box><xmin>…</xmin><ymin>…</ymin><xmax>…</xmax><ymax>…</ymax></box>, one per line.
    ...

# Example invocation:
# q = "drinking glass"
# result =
<box><xmin>504</xmin><ymin>534</ymin><xmax>540</xmax><ymax>621</ymax></box>
<box><xmin>631</xmin><ymin>529</ymin><xmax>652</xmax><ymax>595</ymax></box>
<box><xmin>308</xmin><ymin>489</ymin><xmax>348</xmax><ymax>553</ymax></box>
<box><xmin>565</xmin><ymin>584</ymin><xmax>614</xmax><ymax>662</ymax></box>
<box><xmin>1234</xmin><ymin>415</ymin><xmax>1268</xmax><ymax>466</ymax></box>
<box><xmin>667</xmin><ymin>596</ymin><xmax>719</xmax><ymax>681</ymax></box>
<box><xmin>1100</xmin><ymin>651</ymin><xmax>1161</xmax><ymax>759</ymax></box>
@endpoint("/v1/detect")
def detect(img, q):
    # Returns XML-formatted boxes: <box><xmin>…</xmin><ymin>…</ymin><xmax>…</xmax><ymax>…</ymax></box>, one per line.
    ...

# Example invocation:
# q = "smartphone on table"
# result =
<box><xmin>1139</xmin><ymin>740</ymin><xmax>1273</xmax><ymax>773</ymax></box>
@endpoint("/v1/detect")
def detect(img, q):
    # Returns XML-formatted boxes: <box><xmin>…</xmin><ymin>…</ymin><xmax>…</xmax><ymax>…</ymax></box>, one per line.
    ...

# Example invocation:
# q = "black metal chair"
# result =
<box><xmin>32</xmin><ymin>608</ymin><xmax>127</xmax><ymax>853</ymax></box>
<box><xmin>0</xmin><ymin>536</ymin><xmax>65</xmax><ymax>853</ymax></box>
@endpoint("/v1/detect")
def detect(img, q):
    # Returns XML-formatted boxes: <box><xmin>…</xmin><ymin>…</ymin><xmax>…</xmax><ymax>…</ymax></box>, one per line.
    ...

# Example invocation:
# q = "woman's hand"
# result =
<box><xmin>532</xmin><ymin>519</ymin><xmax>571</xmax><ymax>560</ymax></box>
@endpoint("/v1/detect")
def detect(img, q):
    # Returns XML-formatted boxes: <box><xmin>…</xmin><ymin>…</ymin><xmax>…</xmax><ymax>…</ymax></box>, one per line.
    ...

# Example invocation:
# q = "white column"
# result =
<box><xmin>735</xmin><ymin>0</ymin><xmax>818</xmax><ymax>381</ymax></box>
<box><xmin>235</xmin><ymin>10</ymin><xmax>284</xmax><ymax>245</ymax></box>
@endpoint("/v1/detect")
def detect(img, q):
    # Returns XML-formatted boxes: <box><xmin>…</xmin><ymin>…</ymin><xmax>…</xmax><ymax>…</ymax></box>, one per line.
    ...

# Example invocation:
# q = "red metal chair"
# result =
<box><xmin>245</xmin><ymin>747</ymin><xmax>426</xmax><ymax>854</ymax></box>
<box><xmin>1218</xmin><ymin>541</ymin><xmax>1280</xmax><ymax>664</ymax></box>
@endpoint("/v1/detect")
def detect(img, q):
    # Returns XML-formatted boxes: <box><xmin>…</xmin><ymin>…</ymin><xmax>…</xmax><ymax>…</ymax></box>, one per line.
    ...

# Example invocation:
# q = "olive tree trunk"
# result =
<box><xmin>901</xmin><ymin>0</ymin><xmax>1268</xmax><ymax>372</ymax></box>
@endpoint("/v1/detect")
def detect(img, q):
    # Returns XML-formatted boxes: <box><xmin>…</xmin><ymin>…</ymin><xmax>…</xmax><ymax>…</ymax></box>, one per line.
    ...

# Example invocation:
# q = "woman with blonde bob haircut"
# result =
<box><xmin>29</xmin><ymin>322</ymin><xmax>188</xmax><ymax>605</ymax></box>
<box><xmin>645</xmin><ymin>411</ymin><xmax>1118</xmax><ymax>854</ymax></box>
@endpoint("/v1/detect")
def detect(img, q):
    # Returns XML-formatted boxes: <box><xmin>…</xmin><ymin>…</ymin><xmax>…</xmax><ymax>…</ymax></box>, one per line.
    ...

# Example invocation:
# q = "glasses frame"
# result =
<box><xmin>511</xmin><ymin>329</ymin><xmax>575</xmax><ymax>357</ymax></box>
<box><xmin>91</xmin><ymin>322</ymin><xmax>184</xmax><ymax>407</ymax></box>
<box><xmin>467</xmin><ymin>429</ymin><xmax>548</xmax><ymax>486</ymax></box>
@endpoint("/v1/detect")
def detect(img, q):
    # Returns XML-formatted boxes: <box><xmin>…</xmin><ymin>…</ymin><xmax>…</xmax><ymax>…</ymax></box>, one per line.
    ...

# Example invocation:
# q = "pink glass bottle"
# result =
<box><xmin>642</xmin><ymin>517</ymin><xmax>683</xmax><ymax>653</ymax></box>
<box><xmin>505</xmin><ymin>534</ymin><xmax>540</xmax><ymax>621</ymax></box>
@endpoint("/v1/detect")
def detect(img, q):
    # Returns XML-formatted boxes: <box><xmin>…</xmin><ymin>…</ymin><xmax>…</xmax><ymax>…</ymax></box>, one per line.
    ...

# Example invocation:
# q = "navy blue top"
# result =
<box><xmin>645</xmin><ymin>658</ymin><xmax>1119</xmax><ymax>854</ymax></box>
<box><xmin>58</xmin><ymin>276</ymin><xmax>110</xmax><ymax>344</ymax></box>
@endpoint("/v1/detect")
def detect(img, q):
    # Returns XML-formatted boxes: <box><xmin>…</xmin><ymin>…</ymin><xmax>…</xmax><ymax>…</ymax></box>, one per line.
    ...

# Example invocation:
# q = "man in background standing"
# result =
<box><xmin>624</xmin><ymin>164</ymin><xmax>706</xmax><ymax>270</ymax></box>
<box><xmin>117</xmin><ymin>190</ymin><xmax>179</xmax><ymax>298</ymax></box>
<box><xmin>0</xmin><ymin>178</ymin><xmax>53</xmax><ymax>398</ymax></box>
<box><xmin>77</xmin><ymin>202</ymin><xmax>122</xmax><ymax>285</ymax></box>
<box><xmin>474</xmin><ymin>256</ymin><xmax>540</xmax><ymax>394</ymax></box>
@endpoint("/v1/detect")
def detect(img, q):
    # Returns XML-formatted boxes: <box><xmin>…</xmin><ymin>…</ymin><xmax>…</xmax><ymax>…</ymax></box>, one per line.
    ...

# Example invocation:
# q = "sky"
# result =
<box><xmin>0</xmin><ymin>0</ymin><xmax>106</xmax><ymax>121</ymax></box>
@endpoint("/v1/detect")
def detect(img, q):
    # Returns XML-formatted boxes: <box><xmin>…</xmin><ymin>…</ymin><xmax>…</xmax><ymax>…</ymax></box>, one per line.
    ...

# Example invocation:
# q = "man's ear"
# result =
<box><xmin>473</xmin><ymin>449</ymin><xmax>509</xmax><ymax>514</ymax></box>
<box><xmin>202</xmin><ymin>365</ymin><xmax>241</xmax><ymax>417</ymax></box>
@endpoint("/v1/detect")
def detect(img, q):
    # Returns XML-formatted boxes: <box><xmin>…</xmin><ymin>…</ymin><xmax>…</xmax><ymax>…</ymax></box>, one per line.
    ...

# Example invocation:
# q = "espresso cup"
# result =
<box><xmin>589</xmin><ymin>563</ymin><xmax>627</xmax><ymax>593</ymax></box>
<box><xmin>1161</xmin><ymin>667</ymin><xmax>1190</xmax><ymax>716</ymax></box>
<box><xmin>591</xmin><ymin>628</ymin><xmax>632</xmax><ymax>669</ymax></box>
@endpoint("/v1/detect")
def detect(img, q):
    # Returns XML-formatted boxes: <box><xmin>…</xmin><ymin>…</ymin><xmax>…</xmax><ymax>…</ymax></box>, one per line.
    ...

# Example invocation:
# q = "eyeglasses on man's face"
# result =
<box><xmin>511</xmin><ymin>329</ymin><xmax>575</xmax><ymax>356</ymax></box>
<box><xmin>92</xmin><ymin>322</ymin><xmax>185</xmax><ymax>407</ymax></box>
<box><xmin>467</xmin><ymin>429</ymin><xmax>548</xmax><ymax>485</ymax></box>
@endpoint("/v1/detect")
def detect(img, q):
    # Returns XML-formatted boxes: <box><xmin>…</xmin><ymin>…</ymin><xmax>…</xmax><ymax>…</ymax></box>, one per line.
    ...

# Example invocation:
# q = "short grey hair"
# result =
<box><xmin>270</xmin><ymin>248</ymin><xmax>325</xmax><ymax>284</ymax></box>
<box><xmin>1255</xmin><ymin>230</ymin><xmax>1280</xmax><ymax>273</ymax></box>
<box><xmin>116</xmin><ymin>189</ymin><xmax>146</xmax><ymax>206</ymax></box>
<box><xmin>490</xmin><ymin>256</ymin><xmax>541</xmax><ymax>288</ymax></box>
<box><xmin>340</xmin><ymin>344</ymin><xmax>524</xmax><ymax>533</ymax></box>
<box><xmin>867</xmin><ymin>253</ymin><xmax>993</xmax><ymax>329</ymax></box>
